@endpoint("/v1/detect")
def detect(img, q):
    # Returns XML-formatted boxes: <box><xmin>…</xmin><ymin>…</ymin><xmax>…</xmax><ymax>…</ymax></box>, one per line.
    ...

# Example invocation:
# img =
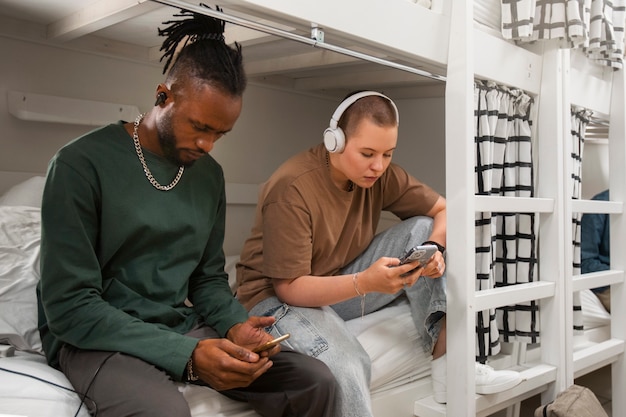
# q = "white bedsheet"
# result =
<box><xmin>0</xmin><ymin>196</ymin><xmax>611</xmax><ymax>417</ymax></box>
<box><xmin>0</xmin><ymin>300</ymin><xmax>428</xmax><ymax>417</ymax></box>
<box><xmin>0</xmin><ymin>349</ymin><xmax>90</xmax><ymax>417</ymax></box>
<box><xmin>0</xmin><ymin>203</ymin><xmax>430</xmax><ymax>417</ymax></box>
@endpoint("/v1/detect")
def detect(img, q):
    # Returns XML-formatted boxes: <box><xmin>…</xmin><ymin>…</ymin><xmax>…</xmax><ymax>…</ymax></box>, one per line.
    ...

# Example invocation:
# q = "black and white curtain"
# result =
<box><xmin>474</xmin><ymin>80</ymin><xmax>539</xmax><ymax>362</ymax></box>
<box><xmin>501</xmin><ymin>0</ymin><xmax>626</xmax><ymax>69</ymax></box>
<box><xmin>571</xmin><ymin>107</ymin><xmax>593</xmax><ymax>331</ymax></box>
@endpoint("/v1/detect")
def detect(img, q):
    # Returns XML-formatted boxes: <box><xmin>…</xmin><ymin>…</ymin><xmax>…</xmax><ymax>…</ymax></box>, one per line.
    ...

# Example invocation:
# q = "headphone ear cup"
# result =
<box><xmin>324</xmin><ymin>127</ymin><xmax>345</xmax><ymax>153</ymax></box>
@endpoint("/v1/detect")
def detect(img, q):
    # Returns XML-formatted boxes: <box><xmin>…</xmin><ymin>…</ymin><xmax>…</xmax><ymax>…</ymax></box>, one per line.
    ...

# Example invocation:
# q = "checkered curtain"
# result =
<box><xmin>474</xmin><ymin>80</ymin><xmax>539</xmax><ymax>363</ymax></box>
<box><xmin>571</xmin><ymin>107</ymin><xmax>593</xmax><ymax>331</ymax></box>
<box><xmin>501</xmin><ymin>0</ymin><xmax>626</xmax><ymax>69</ymax></box>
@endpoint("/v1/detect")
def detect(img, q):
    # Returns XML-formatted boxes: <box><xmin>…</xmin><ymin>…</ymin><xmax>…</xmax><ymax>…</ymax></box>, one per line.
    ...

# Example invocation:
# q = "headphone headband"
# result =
<box><xmin>324</xmin><ymin>91</ymin><xmax>399</xmax><ymax>153</ymax></box>
<box><xmin>328</xmin><ymin>91</ymin><xmax>399</xmax><ymax>129</ymax></box>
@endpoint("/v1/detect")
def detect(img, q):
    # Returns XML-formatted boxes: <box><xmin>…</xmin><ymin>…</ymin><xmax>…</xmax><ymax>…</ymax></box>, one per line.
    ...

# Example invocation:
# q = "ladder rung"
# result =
<box><xmin>573</xmin><ymin>270</ymin><xmax>624</xmax><ymax>292</ymax></box>
<box><xmin>413</xmin><ymin>364</ymin><xmax>557</xmax><ymax>417</ymax></box>
<box><xmin>475</xmin><ymin>281</ymin><xmax>555</xmax><ymax>311</ymax></box>
<box><xmin>573</xmin><ymin>338</ymin><xmax>624</xmax><ymax>378</ymax></box>
<box><xmin>475</xmin><ymin>196</ymin><xmax>554</xmax><ymax>213</ymax></box>
<box><xmin>571</xmin><ymin>199</ymin><xmax>623</xmax><ymax>214</ymax></box>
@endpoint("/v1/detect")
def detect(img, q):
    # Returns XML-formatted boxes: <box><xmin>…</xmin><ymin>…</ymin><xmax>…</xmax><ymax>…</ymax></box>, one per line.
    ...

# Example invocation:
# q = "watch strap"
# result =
<box><xmin>422</xmin><ymin>240</ymin><xmax>446</xmax><ymax>256</ymax></box>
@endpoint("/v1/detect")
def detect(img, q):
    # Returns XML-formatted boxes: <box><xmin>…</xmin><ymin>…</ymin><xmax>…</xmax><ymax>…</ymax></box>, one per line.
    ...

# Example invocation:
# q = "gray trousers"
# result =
<box><xmin>58</xmin><ymin>325</ymin><xmax>337</xmax><ymax>417</ymax></box>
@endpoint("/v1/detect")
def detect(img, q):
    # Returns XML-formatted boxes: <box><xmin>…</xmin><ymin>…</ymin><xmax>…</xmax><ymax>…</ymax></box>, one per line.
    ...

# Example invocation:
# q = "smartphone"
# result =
<box><xmin>252</xmin><ymin>333</ymin><xmax>291</xmax><ymax>353</ymax></box>
<box><xmin>398</xmin><ymin>244</ymin><xmax>437</xmax><ymax>266</ymax></box>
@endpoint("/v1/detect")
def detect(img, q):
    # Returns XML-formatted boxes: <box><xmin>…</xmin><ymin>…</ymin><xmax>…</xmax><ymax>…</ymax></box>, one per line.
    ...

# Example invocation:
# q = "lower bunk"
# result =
<box><xmin>0</xmin><ymin>176</ymin><xmax>432</xmax><ymax>417</ymax></box>
<box><xmin>0</xmin><ymin>176</ymin><xmax>613</xmax><ymax>417</ymax></box>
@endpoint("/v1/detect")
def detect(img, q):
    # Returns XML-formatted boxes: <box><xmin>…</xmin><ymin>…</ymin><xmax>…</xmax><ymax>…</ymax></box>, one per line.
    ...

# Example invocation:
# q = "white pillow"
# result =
<box><xmin>0</xmin><ymin>176</ymin><xmax>46</xmax><ymax>208</ymax></box>
<box><xmin>0</xmin><ymin>206</ymin><xmax>42</xmax><ymax>353</ymax></box>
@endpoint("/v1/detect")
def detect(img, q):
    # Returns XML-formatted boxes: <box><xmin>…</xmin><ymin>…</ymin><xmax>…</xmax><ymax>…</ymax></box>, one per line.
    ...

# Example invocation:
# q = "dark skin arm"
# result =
<box><xmin>190</xmin><ymin>316</ymin><xmax>280</xmax><ymax>391</ymax></box>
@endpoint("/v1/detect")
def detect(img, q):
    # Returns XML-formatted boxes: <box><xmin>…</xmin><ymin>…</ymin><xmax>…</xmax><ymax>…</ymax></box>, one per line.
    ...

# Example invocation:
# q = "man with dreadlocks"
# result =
<box><xmin>37</xmin><ymin>6</ymin><xmax>336</xmax><ymax>417</ymax></box>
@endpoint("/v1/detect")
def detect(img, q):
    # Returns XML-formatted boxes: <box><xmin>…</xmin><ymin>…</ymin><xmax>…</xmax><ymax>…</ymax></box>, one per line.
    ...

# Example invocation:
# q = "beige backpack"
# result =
<box><xmin>534</xmin><ymin>384</ymin><xmax>609</xmax><ymax>417</ymax></box>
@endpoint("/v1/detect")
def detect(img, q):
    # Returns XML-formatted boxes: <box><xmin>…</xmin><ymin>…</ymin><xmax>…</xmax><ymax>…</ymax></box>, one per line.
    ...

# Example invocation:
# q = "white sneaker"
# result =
<box><xmin>475</xmin><ymin>362</ymin><xmax>522</xmax><ymax>394</ymax></box>
<box><xmin>430</xmin><ymin>355</ymin><xmax>447</xmax><ymax>403</ymax></box>
<box><xmin>430</xmin><ymin>355</ymin><xmax>522</xmax><ymax>403</ymax></box>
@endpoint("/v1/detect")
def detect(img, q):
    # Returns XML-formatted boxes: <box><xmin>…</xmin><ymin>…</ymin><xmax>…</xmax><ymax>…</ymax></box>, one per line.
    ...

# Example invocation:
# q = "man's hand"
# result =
<box><xmin>191</xmin><ymin>337</ymin><xmax>272</xmax><ymax>391</ymax></box>
<box><xmin>227</xmin><ymin>316</ymin><xmax>281</xmax><ymax>357</ymax></box>
<box><xmin>191</xmin><ymin>316</ymin><xmax>279</xmax><ymax>391</ymax></box>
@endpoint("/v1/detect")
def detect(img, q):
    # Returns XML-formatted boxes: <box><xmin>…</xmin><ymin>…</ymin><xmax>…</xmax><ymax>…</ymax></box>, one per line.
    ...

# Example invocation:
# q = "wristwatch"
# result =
<box><xmin>422</xmin><ymin>240</ymin><xmax>446</xmax><ymax>257</ymax></box>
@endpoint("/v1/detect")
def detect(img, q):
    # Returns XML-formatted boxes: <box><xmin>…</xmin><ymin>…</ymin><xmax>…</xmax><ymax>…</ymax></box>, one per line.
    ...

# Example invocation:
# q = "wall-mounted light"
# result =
<box><xmin>7</xmin><ymin>90</ymin><xmax>140</xmax><ymax>126</ymax></box>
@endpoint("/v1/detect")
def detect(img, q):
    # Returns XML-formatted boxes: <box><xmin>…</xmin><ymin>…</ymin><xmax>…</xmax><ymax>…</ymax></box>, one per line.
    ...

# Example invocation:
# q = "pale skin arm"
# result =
<box><xmin>274</xmin><ymin>196</ymin><xmax>448</xmax><ymax>308</ymax></box>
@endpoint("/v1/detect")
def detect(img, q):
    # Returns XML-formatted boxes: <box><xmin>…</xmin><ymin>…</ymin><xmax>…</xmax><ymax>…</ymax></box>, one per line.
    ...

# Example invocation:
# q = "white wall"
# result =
<box><xmin>581</xmin><ymin>140</ymin><xmax>609</xmax><ymax>200</ymax></box>
<box><xmin>0</xmin><ymin>36</ymin><xmax>163</xmax><ymax>177</ymax></box>
<box><xmin>212</xmin><ymin>86</ymin><xmax>330</xmax><ymax>183</ymax></box>
<box><xmin>0</xmin><ymin>36</ymin><xmax>331</xmax><ymax>184</ymax></box>
<box><xmin>0</xmin><ymin>35</ymin><xmax>446</xmax><ymax>254</ymax></box>
<box><xmin>215</xmin><ymin>92</ymin><xmax>447</xmax><ymax>195</ymax></box>
<box><xmin>395</xmin><ymin>97</ymin><xmax>446</xmax><ymax>195</ymax></box>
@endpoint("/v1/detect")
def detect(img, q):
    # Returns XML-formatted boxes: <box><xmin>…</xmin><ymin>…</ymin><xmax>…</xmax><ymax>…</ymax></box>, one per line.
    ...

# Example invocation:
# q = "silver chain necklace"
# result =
<box><xmin>132</xmin><ymin>113</ymin><xmax>184</xmax><ymax>191</ymax></box>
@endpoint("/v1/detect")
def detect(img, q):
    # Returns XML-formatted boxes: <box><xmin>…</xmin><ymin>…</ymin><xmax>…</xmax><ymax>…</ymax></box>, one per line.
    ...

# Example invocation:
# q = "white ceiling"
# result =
<box><xmin>0</xmin><ymin>0</ymin><xmax>445</xmax><ymax>99</ymax></box>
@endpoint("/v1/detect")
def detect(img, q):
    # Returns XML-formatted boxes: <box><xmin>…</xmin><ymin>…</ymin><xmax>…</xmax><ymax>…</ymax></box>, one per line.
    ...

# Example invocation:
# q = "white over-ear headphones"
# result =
<box><xmin>323</xmin><ymin>91</ymin><xmax>399</xmax><ymax>153</ymax></box>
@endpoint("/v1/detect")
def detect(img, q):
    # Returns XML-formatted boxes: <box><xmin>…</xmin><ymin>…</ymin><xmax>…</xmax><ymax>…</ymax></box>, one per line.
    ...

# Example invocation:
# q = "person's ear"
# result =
<box><xmin>154</xmin><ymin>92</ymin><xmax>167</xmax><ymax>106</ymax></box>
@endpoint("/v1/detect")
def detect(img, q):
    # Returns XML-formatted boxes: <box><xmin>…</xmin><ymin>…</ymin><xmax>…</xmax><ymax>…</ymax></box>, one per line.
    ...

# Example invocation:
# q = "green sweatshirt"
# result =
<box><xmin>37</xmin><ymin>122</ymin><xmax>248</xmax><ymax>380</ymax></box>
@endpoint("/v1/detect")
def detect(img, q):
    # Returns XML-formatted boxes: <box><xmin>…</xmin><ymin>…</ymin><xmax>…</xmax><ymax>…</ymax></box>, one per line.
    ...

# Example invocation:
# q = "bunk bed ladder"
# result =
<box><xmin>417</xmin><ymin>1</ymin><xmax>559</xmax><ymax>416</ymax></box>
<box><xmin>560</xmin><ymin>45</ymin><xmax>625</xmax><ymax>417</ymax></box>
<box><xmin>414</xmin><ymin>1</ymin><xmax>626</xmax><ymax>416</ymax></box>
<box><xmin>577</xmin><ymin>57</ymin><xmax>626</xmax><ymax>417</ymax></box>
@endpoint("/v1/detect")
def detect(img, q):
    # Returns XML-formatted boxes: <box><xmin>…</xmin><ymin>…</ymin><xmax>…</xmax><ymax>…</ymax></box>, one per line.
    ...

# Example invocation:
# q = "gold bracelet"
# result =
<box><xmin>353</xmin><ymin>273</ymin><xmax>366</xmax><ymax>318</ymax></box>
<box><xmin>186</xmin><ymin>357</ymin><xmax>199</xmax><ymax>382</ymax></box>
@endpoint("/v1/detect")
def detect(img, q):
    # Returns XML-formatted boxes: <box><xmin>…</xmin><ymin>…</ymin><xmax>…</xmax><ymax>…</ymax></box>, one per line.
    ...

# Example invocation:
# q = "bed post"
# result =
<box><xmin>442</xmin><ymin>0</ymin><xmax>476</xmax><ymax>416</ymax></box>
<box><xmin>608</xmin><ymin>64</ymin><xmax>626</xmax><ymax>417</ymax></box>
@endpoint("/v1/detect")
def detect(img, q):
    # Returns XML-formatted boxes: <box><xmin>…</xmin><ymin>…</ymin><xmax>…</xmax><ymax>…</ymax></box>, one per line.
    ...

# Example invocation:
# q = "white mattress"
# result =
<box><xmin>0</xmin><ymin>301</ymin><xmax>429</xmax><ymax>417</ymax></box>
<box><xmin>0</xmin><ymin>349</ymin><xmax>90</xmax><ymax>417</ymax></box>
<box><xmin>0</xmin><ymin>178</ymin><xmax>432</xmax><ymax>417</ymax></box>
<box><xmin>0</xmin><ymin>200</ymin><xmax>430</xmax><ymax>417</ymax></box>
<box><xmin>1</xmin><ymin>285</ymin><xmax>610</xmax><ymax>417</ymax></box>
<box><xmin>0</xmin><ymin>177</ymin><xmax>612</xmax><ymax>417</ymax></box>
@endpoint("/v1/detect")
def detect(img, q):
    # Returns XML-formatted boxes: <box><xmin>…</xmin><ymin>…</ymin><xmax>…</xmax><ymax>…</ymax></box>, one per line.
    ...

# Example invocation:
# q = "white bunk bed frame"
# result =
<box><xmin>442</xmin><ymin>3</ymin><xmax>624</xmax><ymax>417</ymax></box>
<box><xmin>1</xmin><ymin>1</ymin><xmax>623</xmax><ymax>416</ymax></box>
<box><xmin>187</xmin><ymin>1</ymin><xmax>624</xmax><ymax>416</ymax></box>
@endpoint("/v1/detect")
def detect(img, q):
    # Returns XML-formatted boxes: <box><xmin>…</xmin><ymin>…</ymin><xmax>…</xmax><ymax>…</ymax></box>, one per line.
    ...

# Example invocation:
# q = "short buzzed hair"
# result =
<box><xmin>338</xmin><ymin>91</ymin><xmax>398</xmax><ymax>138</ymax></box>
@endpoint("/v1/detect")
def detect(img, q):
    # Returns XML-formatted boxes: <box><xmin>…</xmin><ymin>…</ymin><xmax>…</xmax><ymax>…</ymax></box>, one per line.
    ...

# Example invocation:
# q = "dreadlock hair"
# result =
<box><xmin>158</xmin><ymin>4</ymin><xmax>247</xmax><ymax>97</ymax></box>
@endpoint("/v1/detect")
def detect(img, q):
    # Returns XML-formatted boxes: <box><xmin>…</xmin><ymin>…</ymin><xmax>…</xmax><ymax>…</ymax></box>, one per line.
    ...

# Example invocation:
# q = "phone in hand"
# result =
<box><xmin>398</xmin><ymin>244</ymin><xmax>438</xmax><ymax>266</ymax></box>
<box><xmin>252</xmin><ymin>333</ymin><xmax>291</xmax><ymax>353</ymax></box>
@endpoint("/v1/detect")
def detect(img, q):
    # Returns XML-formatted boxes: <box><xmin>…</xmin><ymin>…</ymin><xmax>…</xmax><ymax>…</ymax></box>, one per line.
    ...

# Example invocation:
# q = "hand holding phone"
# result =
<box><xmin>398</xmin><ymin>244</ymin><xmax>438</xmax><ymax>266</ymax></box>
<box><xmin>252</xmin><ymin>333</ymin><xmax>290</xmax><ymax>353</ymax></box>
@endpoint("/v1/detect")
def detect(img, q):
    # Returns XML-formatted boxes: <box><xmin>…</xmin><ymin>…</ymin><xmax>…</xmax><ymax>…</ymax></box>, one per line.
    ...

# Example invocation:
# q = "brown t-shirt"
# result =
<box><xmin>236</xmin><ymin>143</ymin><xmax>440</xmax><ymax>310</ymax></box>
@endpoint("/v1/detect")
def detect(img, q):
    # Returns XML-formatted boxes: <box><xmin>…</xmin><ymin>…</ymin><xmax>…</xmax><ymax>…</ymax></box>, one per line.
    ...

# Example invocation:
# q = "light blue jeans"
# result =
<box><xmin>248</xmin><ymin>216</ymin><xmax>447</xmax><ymax>417</ymax></box>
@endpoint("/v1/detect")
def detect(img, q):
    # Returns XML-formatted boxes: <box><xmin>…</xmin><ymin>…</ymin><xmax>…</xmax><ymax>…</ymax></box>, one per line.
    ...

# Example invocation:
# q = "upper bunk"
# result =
<box><xmin>0</xmin><ymin>0</ymin><xmax>544</xmax><ymax>101</ymax></box>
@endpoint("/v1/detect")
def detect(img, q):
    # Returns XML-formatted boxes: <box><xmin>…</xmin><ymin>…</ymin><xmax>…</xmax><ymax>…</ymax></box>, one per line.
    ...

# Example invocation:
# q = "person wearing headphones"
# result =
<box><xmin>236</xmin><ymin>91</ymin><xmax>521</xmax><ymax>414</ymax></box>
<box><xmin>37</xmin><ymin>7</ymin><xmax>336</xmax><ymax>417</ymax></box>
